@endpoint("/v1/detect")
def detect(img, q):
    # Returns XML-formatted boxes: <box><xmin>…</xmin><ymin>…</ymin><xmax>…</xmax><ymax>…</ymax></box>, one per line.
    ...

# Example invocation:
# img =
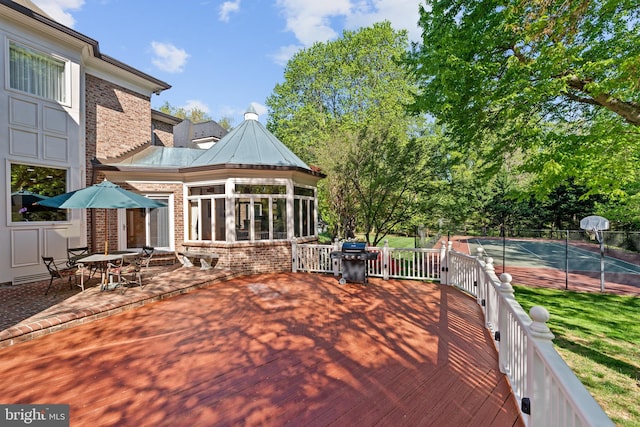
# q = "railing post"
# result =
<box><xmin>484</xmin><ymin>257</ymin><xmax>495</xmax><ymax>329</ymax></box>
<box><xmin>440</xmin><ymin>240</ymin><xmax>448</xmax><ymax>285</ymax></box>
<box><xmin>475</xmin><ymin>247</ymin><xmax>485</xmax><ymax>305</ymax></box>
<box><xmin>497</xmin><ymin>272</ymin><xmax>514</xmax><ymax>373</ymax></box>
<box><xmin>332</xmin><ymin>238</ymin><xmax>341</xmax><ymax>277</ymax></box>
<box><xmin>291</xmin><ymin>239</ymin><xmax>298</xmax><ymax>272</ymax></box>
<box><xmin>526</xmin><ymin>305</ymin><xmax>555</xmax><ymax>425</ymax></box>
<box><xmin>383</xmin><ymin>239</ymin><xmax>390</xmax><ymax>280</ymax></box>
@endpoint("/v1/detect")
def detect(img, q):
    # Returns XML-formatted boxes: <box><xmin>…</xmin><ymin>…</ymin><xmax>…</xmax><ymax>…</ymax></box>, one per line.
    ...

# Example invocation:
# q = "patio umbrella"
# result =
<box><xmin>37</xmin><ymin>179</ymin><xmax>167</xmax><ymax>254</ymax></box>
<box><xmin>11</xmin><ymin>189</ymin><xmax>49</xmax><ymax>208</ymax></box>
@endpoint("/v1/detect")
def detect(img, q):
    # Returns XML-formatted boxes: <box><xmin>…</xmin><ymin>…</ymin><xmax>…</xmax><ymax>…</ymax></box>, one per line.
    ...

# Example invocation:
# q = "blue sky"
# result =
<box><xmin>32</xmin><ymin>0</ymin><xmax>423</xmax><ymax>125</ymax></box>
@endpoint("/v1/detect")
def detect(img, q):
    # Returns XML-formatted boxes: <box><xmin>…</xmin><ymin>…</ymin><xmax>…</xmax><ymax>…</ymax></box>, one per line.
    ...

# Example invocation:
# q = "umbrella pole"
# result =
<box><xmin>104</xmin><ymin>209</ymin><xmax>108</xmax><ymax>255</ymax></box>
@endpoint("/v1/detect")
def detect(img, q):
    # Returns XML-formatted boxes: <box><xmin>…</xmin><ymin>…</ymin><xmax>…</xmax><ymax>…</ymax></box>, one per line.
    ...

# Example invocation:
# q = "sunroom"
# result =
<box><xmin>97</xmin><ymin>107</ymin><xmax>324</xmax><ymax>274</ymax></box>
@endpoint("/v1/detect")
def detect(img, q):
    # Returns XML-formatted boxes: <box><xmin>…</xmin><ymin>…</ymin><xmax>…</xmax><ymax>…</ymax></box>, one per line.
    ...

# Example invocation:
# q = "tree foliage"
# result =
<box><xmin>407</xmin><ymin>0</ymin><xmax>640</xmax><ymax>203</ymax></box>
<box><xmin>157</xmin><ymin>101</ymin><xmax>212</xmax><ymax>123</ymax></box>
<box><xmin>267</xmin><ymin>22</ymin><xmax>434</xmax><ymax>244</ymax></box>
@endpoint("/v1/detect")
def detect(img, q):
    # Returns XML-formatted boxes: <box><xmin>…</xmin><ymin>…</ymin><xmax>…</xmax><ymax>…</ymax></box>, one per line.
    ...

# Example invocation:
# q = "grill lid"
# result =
<box><xmin>342</xmin><ymin>242</ymin><xmax>366</xmax><ymax>253</ymax></box>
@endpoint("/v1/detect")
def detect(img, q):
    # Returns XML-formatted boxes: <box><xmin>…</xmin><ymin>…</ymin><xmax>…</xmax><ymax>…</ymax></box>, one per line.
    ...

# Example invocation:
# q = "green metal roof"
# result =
<box><xmin>189</xmin><ymin>110</ymin><xmax>309</xmax><ymax>169</ymax></box>
<box><xmin>111</xmin><ymin>146</ymin><xmax>206</xmax><ymax>167</ymax></box>
<box><xmin>104</xmin><ymin>108</ymin><xmax>311</xmax><ymax>171</ymax></box>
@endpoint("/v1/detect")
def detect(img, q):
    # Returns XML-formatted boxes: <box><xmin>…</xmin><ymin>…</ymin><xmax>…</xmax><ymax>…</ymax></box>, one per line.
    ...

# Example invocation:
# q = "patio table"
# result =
<box><xmin>77</xmin><ymin>252</ymin><xmax>137</xmax><ymax>291</ymax></box>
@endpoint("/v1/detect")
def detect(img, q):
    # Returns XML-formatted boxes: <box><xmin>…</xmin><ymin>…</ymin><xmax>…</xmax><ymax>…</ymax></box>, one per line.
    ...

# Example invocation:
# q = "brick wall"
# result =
<box><xmin>85</xmin><ymin>74</ymin><xmax>151</xmax><ymax>165</ymax></box>
<box><xmin>85</xmin><ymin>74</ymin><xmax>154</xmax><ymax>251</ymax></box>
<box><xmin>152</xmin><ymin>119</ymin><xmax>174</xmax><ymax>147</ymax></box>
<box><xmin>181</xmin><ymin>241</ymin><xmax>294</xmax><ymax>275</ymax></box>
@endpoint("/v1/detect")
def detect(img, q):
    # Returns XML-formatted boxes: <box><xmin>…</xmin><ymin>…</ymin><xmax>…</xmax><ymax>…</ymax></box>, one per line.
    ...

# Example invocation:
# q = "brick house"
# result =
<box><xmin>1</xmin><ymin>0</ymin><xmax>322</xmax><ymax>285</ymax></box>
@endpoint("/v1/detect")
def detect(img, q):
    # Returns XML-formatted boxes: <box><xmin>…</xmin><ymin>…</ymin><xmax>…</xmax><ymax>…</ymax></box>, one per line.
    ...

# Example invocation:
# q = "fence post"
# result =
<box><xmin>440</xmin><ymin>240</ymin><xmax>448</xmax><ymax>285</ymax></box>
<box><xmin>475</xmin><ymin>247</ymin><xmax>485</xmax><ymax>305</ymax></box>
<box><xmin>291</xmin><ymin>240</ymin><xmax>298</xmax><ymax>272</ymax></box>
<box><xmin>383</xmin><ymin>239</ymin><xmax>390</xmax><ymax>280</ymax></box>
<box><xmin>484</xmin><ymin>257</ymin><xmax>495</xmax><ymax>329</ymax></box>
<box><xmin>497</xmin><ymin>272</ymin><xmax>514</xmax><ymax>373</ymax></box>
<box><xmin>526</xmin><ymin>305</ymin><xmax>555</xmax><ymax>425</ymax></box>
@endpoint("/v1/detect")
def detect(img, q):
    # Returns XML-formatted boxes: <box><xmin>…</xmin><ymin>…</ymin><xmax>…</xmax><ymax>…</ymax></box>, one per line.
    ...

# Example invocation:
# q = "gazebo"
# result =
<box><xmin>96</xmin><ymin>106</ymin><xmax>325</xmax><ymax>274</ymax></box>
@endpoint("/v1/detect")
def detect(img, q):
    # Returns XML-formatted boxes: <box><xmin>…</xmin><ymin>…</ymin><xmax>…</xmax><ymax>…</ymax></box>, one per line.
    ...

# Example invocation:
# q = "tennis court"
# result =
<box><xmin>468</xmin><ymin>238</ymin><xmax>640</xmax><ymax>275</ymax></box>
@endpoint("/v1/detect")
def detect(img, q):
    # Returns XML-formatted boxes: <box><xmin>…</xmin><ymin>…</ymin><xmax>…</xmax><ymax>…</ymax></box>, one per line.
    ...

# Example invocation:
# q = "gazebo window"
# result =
<box><xmin>234</xmin><ymin>192</ymin><xmax>288</xmax><ymax>241</ymax></box>
<box><xmin>233</xmin><ymin>184</ymin><xmax>288</xmax><ymax>241</ymax></box>
<box><xmin>235</xmin><ymin>198</ymin><xmax>251</xmax><ymax>241</ymax></box>
<box><xmin>187</xmin><ymin>185</ymin><xmax>226</xmax><ymax>241</ymax></box>
<box><xmin>294</xmin><ymin>186</ymin><xmax>315</xmax><ymax>237</ymax></box>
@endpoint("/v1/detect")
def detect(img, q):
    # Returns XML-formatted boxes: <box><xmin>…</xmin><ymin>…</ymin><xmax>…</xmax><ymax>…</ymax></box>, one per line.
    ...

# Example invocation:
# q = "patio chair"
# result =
<box><xmin>42</xmin><ymin>256</ymin><xmax>77</xmax><ymax>295</ymax></box>
<box><xmin>139</xmin><ymin>246</ymin><xmax>155</xmax><ymax>288</ymax></box>
<box><xmin>106</xmin><ymin>253</ymin><xmax>142</xmax><ymax>293</ymax></box>
<box><xmin>67</xmin><ymin>246</ymin><xmax>96</xmax><ymax>278</ymax></box>
<box><xmin>66</xmin><ymin>246</ymin><xmax>89</xmax><ymax>267</ymax></box>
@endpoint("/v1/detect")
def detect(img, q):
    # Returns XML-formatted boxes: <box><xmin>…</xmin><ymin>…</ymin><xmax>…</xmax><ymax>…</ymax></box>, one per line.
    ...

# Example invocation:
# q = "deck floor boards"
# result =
<box><xmin>0</xmin><ymin>272</ymin><xmax>523</xmax><ymax>426</ymax></box>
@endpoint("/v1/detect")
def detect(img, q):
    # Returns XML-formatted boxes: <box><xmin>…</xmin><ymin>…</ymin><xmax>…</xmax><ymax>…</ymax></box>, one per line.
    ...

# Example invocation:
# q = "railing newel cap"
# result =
<box><xmin>485</xmin><ymin>257</ymin><xmax>494</xmax><ymax>271</ymax></box>
<box><xmin>530</xmin><ymin>305</ymin><xmax>555</xmax><ymax>340</ymax></box>
<box><xmin>499</xmin><ymin>272</ymin><xmax>514</xmax><ymax>293</ymax></box>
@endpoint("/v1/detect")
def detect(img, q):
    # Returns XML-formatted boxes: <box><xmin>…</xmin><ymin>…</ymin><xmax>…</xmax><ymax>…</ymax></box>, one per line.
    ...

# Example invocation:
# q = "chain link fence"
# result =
<box><xmin>442</xmin><ymin>228</ymin><xmax>640</xmax><ymax>254</ymax></box>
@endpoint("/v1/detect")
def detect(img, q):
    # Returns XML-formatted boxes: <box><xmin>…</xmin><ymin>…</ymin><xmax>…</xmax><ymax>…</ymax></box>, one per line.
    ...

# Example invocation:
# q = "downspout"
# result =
<box><xmin>90</xmin><ymin>160</ymin><xmax>99</xmax><ymax>253</ymax></box>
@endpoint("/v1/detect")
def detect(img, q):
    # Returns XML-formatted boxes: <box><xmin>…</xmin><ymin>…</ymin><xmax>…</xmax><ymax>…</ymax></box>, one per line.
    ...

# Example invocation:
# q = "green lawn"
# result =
<box><xmin>514</xmin><ymin>286</ymin><xmax>640</xmax><ymax>427</ymax></box>
<box><xmin>355</xmin><ymin>234</ymin><xmax>416</xmax><ymax>248</ymax></box>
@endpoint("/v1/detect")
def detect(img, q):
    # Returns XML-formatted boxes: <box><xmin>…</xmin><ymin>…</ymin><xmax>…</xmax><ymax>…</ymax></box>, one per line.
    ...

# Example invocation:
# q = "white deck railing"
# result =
<box><xmin>291</xmin><ymin>240</ymin><xmax>441</xmax><ymax>281</ymax></box>
<box><xmin>291</xmin><ymin>240</ymin><xmax>614</xmax><ymax>427</ymax></box>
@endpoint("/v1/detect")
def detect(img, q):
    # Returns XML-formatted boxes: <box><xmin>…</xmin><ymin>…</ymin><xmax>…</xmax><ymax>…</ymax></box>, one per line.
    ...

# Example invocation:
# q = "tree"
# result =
<box><xmin>267</xmin><ymin>22</ymin><xmax>434</xmax><ymax>244</ymax></box>
<box><xmin>217</xmin><ymin>116</ymin><xmax>235</xmax><ymax>132</ymax></box>
<box><xmin>406</xmin><ymin>0</ymin><xmax>640</xmax><ymax>202</ymax></box>
<box><xmin>157</xmin><ymin>101</ymin><xmax>212</xmax><ymax>123</ymax></box>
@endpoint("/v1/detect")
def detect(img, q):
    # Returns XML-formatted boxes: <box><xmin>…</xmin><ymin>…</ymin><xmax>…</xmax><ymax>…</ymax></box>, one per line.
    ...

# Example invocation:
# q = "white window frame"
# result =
<box><xmin>7</xmin><ymin>40</ymin><xmax>71</xmax><ymax>106</ymax></box>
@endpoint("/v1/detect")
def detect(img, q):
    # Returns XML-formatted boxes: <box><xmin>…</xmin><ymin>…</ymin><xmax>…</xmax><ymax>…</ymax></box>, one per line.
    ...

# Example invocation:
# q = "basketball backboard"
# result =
<box><xmin>580</xmin><ymin>215</ymin><xmax>610</xmax><ymax>231</ymax></box>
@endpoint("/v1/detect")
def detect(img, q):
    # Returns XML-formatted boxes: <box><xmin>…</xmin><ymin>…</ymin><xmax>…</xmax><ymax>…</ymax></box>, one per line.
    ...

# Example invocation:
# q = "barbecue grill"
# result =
<box><xmin>330</xmin><ymin>242</ymin><xmax>378</xmax><ymax>285</ymax></box>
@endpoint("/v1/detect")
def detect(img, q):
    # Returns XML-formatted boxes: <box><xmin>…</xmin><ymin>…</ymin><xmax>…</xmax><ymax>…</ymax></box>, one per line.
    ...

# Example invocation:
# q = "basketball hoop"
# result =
<box><xmin>580</xmin><ymin>215</ymin><xmax>609</xmax><ymax>244</ymax></box>
<box><xmin>580</xmin><ymin>215</ymin><xmax>610</xmax><ymax>291</ymax></box>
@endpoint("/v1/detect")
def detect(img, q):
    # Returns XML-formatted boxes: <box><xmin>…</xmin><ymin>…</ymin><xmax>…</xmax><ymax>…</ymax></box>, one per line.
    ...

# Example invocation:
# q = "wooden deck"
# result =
<box><xmin>0</xmin><ymin>272</ymin><xmax>523</xmax><ymax>426</ymax></box>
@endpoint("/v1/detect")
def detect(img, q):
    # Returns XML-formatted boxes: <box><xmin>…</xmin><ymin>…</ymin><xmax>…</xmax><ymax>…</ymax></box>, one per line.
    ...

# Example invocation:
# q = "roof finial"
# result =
<box><xmin>244</xmin><ymin>105</ymin><xmax>259</xmax><ymax>121</ymax></box>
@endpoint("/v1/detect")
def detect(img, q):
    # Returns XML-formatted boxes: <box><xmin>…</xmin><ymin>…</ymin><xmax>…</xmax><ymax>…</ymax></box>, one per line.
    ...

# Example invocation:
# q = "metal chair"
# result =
<box><xmin>66</xmin><ymin>246</ymin><xmax>89</xmax><ymax>268</ymax></box>
<box><xmin>139</xmin><ymin>246</ymin><xmax>155</xmax><ymax>288</ymax></box>
<box><xmin>42</xmin><ymin>256</ymin><xmax>77</xmax><ymax>295</ymax></box>
<box><xmin>67</xmin><ymin>246</ymin><xmax>97</xmax><ymax>279</ymax></box>
<box><xmin>106</xmin><ymin>254</ymin><xmax>142</xmax><ymax>293</ymax></box>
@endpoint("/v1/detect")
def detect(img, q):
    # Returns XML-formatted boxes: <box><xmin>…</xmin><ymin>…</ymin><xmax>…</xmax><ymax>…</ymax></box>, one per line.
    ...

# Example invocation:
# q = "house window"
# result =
<box><xmin>9</xmin><ymin>41</ymin><xmax>68</xmax><ymax>103</ymax></box>
<box><xmin>10</xmin><ymin>163</ymin><xmax>67</xmax><ymax>222</ymax></box>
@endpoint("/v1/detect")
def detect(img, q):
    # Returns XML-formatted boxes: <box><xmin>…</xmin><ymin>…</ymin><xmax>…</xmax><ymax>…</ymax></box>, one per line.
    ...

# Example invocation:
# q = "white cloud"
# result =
<box><xmin>250</xmin><ymin>102</ymin><xmax>268</xmax><ymax>117</ymax></box>
<box><xmin>182</xmin><ymin>100</ymin><xmax>210</xmax><ymax>114</ymax></box>
<box><xmin>31</xmin><ymin>0</ymin><xmax>84</xmax><ymax>27</ymax></box>
<box><xmin>219</xmin><ymin>0</ymin><xmax>240</xmax><ymax>22</ymax></box>
<box><xmin>269</xmin><ymin>44</ymin><xmax>303</xmax><ymax>67</ymax></box>
<box><xmin>272</xmin><ymin>0</ymin><xmax>422</xmax><ymax>65</ymax></box>
<box><xmin>346</xmin><ymin>0</ymin><xmax>422</xmax><ymax>41</ymax></box>
<box><xmin>150</xmin><ymin>41</ymin><xmax>189</xmax><ymax>73</ymax></box>
<box><xmin>276</xmin><ymin>0</ymin><xmax>351</xmax><ymax>46</ymax></box>
<box><xmin>217</xmin><ymin>103</ymin><xmax>268</xmax><ymax>123</ymax></box>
